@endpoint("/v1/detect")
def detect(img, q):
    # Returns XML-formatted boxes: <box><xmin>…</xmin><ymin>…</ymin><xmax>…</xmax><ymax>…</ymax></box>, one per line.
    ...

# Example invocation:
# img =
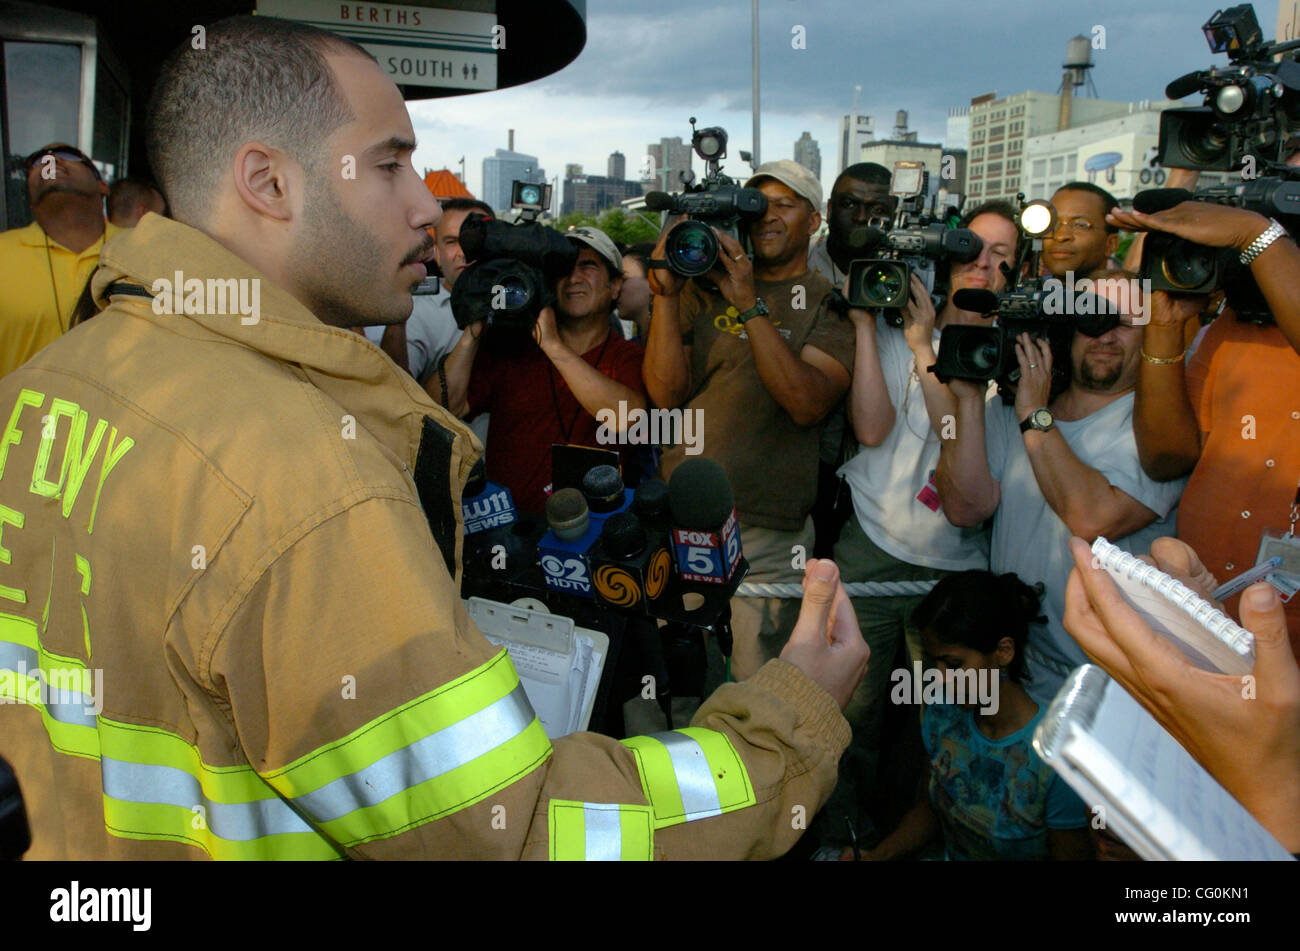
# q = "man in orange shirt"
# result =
<box><xmin>1114</xmin><ymin>199</ymin><xmax>1300</xmax><ymax>643</ymax></box>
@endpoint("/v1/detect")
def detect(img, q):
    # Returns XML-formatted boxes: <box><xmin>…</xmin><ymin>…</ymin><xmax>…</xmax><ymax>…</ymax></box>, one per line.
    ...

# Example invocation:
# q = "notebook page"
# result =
<box><xmin>1063</xmin><ymin>676</ymin><xmax>1292</xmax><ymax>860</ymax></box>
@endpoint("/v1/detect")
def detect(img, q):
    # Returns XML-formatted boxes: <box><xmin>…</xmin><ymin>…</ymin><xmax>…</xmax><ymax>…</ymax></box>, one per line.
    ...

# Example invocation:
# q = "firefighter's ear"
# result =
<box><xmin>231</xmin><ymin>141</ymin><xmax>296</xmax><ymax>224</ymax></box>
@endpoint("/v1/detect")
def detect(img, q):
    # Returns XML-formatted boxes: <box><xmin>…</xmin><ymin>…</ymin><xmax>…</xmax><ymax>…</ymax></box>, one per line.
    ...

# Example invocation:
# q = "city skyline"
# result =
<box><xmin>408</xmin><ymin>0</ymin><xmax>1283</xmax><ymax>204</ymax></box>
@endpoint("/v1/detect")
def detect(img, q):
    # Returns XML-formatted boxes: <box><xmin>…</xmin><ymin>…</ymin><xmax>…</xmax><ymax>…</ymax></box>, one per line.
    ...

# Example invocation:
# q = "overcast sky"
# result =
<box><xmin>408</xmin><ymin>0</ymin><xmax>1287</xmax><ymax>202</ymax></box>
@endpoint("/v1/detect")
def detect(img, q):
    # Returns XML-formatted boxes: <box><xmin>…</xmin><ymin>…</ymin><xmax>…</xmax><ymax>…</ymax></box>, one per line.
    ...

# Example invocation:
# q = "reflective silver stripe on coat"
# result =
<box><xmin>582</xmin><ymin>803</ymin><xmax>623</xmax><ymax>861</ymax></box>
<box><xmin>0</xmin><ymin>640</ymin><xmax>98</xmax><ymax>728</ymax></box>
<box><xmin>293</xmin><ymin>683</ymin><xmax>536</xmax><ymax>823</ymax></box>
<box><xmin>652</xmin><ymin>731</ymin><xmax>722</xmax><ymax>822</ymax></box>
<box><xmin>101</xmin><ymin>758</ymin><xmax>315</xmax><ymax>841</ymax></box>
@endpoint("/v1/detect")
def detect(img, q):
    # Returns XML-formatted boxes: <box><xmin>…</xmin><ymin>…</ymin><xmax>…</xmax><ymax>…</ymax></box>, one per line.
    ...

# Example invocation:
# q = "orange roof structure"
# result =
<box><xmin>424</xmin><ymin>169</ymin><xmax>473</xmax><ymax>200</ymax></box>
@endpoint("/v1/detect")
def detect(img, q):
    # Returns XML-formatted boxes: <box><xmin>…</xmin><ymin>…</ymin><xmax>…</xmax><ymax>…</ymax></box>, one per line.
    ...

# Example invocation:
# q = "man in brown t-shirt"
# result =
<box><xmin>643</xmin><ymin>159</ymin><xmax>856</xmax><ymax>680</ymax></box>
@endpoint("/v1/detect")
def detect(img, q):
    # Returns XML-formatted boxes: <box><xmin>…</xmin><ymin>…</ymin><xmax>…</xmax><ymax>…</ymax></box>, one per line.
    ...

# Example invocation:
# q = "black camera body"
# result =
<box><xmin>450</xmin><ymin>201</ymin><xmax>577</xmax><ymax>351</ymax></box>
<box><xmin>647</xmin><ymin>120</ymin><xmax>768</xmax><ymax>278</ymax></box>
<box><xmin>845</xmin><ymin>162</ymin><xmax>981</xmax><ymax>325</ymax></box>
<box><xmin>1141</xmin><ymin>5</ymin><xmax>1300</xmax><ymax>323</ymax></box>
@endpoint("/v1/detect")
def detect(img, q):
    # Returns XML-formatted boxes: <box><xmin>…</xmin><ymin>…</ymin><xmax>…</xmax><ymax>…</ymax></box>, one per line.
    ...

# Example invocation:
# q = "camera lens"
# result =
<box><xmin>1162</xmin><ymin>243</ymin><xmax>1216</xmax><ymax>290</ymax></box>
<box><xmin>858</xmin><ymin>263</ymin><xmax>907</xmax><ymax>308</ymax></box>
<box><xmin>964</xmin><ymin>339</ymin><xmax>1000</xmax><ymax>374</ymax></box>
<box><xmin>520</xmin><ymin>185</ymin><xmax>541</xmax><ymax>204</ymax></box>
<box><xmin>665</xmin><ymin>220</ymin><xmax>718</xmax><ymax>277</ymax></box>
<box><xmin>1179</xmin><ymin>120</ymin><xmax>1230</xmax><ymax>167</ymax></box>
<box><xmin>499</xmin><ymin>274</ymin><xmax>531</xmax><ymax>311</ymax></box>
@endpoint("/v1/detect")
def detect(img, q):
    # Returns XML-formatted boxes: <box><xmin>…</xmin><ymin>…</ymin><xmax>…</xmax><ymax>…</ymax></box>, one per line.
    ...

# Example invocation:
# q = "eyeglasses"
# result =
<box><xmin>24</xmin><ymin>147</ymin><xmax>100</xmax><ymax>179</ymax></box>
<box><xmin>1050</xmin><ymin>217</ymin><xmax>1097</xmax><ymax>235</ymax></box>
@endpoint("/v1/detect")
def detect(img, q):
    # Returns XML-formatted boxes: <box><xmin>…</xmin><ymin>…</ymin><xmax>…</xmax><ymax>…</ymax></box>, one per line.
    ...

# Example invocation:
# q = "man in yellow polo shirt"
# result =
<box><xmin>0</xmin><ymin>143</ymin><xmax>119</xmax><ymax>377</ymax></box>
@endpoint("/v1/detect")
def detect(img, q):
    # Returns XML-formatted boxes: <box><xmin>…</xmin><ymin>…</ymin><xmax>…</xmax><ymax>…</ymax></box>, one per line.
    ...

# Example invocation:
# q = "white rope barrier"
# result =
<box><xmin>735</xmin><ymin>579</ymin><xmax>939</xmax><ymax>599</ymax></box>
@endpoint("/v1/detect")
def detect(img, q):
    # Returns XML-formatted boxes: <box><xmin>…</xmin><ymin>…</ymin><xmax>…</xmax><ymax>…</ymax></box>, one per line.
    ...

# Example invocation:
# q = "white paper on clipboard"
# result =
<box><xmin>466</xmin><ymin>596</ymin><xmax>608</xmax><ymax>738</ymax></box>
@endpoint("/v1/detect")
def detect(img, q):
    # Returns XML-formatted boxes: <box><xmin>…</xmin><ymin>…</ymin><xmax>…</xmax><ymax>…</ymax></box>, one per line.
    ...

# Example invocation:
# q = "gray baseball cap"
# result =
<box><xmin>744</xmin><ymin>159</ymin><xmax>823</xmax><ymax>211</ymax></box>
<box><xmin>565</xmin><ymin>226</ymin><xmax>623</xmax><ymax>273</ymax></box>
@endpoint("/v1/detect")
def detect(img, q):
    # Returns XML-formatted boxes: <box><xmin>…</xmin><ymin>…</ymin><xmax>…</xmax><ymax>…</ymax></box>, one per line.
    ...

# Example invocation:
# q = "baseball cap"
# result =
<box><xmin>744</xmin><ymin>159</ymin><xmax>822</xmax><ymax>212</ymax></box>
<box><xmin>565</xmin><ymin>226</ymin><xmax>623</xmax><ymax>273</ymax></box>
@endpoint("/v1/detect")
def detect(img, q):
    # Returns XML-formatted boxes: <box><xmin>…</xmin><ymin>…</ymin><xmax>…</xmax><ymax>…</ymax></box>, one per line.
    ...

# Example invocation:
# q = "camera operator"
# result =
<box><xmin>1112</xmin><ymin>194</ymin><xmax>1300</xmax><ymax>641</ymax></box>
<box><xmin>935</xmin><ymin>271</ymin><xmax>1186</xmax><ymax>704</ymax></box>
<box><xmin>643</xmin><ymin>159</ymin><xmax>855</xmax><ymax>682</ymax></box>
<box><xmin>809</xmin><ymin>162</ymin><xmax>896</xmax><ymax>288</ymax></box>
<box><xmin>1041</xmin><ymin>182</ymin><xmax>1119</xmax><ymax>279</ymax></box>
<box><xmin>815</xmin><ymin>201</ymin><xmax>1020</xmax><ymax>847</ymax></box>
<box><xmin>436</xmin><ymin>225</ymin><xmax>647</xmax><ymax>514</ymax></box>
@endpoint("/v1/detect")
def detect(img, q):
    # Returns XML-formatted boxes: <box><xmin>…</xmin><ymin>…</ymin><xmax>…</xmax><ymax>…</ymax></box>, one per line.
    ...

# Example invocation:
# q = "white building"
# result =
<box><xmin>838</xmin><ymin>113</ymin><xmax>875</xmax><ymax>173</ymax></box>
<box><xmin>965</xmin><ymin>90</ymin><xmax>1136</xmax><ymax>204</ymax></box>
<box><xmin>1022</xmin><ymin>100</ymin><xmax>1238</xmax><ymax>202</ymax></box>
<box><xmin>946</xmin><ymin>107</ymin><xmax>970</xmax><ymax>151</ymax></box>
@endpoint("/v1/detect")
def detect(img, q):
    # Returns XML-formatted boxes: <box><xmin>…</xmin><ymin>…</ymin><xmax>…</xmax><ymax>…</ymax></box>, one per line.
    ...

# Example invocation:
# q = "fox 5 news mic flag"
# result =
<box><xmin>668</xmin><ymin>458</ymin><xmax>742</xmax><ymax>584</ymax></box>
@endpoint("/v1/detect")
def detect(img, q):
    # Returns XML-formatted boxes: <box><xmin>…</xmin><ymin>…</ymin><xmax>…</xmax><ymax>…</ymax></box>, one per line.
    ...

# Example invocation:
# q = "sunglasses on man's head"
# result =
<box><xmin>24</xmin><ymin>147</ymin><xmax>100</xmax><ymax>179</ymax></box>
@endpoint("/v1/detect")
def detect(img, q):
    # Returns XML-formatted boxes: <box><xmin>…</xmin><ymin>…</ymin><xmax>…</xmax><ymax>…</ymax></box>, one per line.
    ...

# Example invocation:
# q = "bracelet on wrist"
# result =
<box><xmin>1140</xmin><ymin>348</ymin><xmax>1187</xmax><ymax>365</ymax></box>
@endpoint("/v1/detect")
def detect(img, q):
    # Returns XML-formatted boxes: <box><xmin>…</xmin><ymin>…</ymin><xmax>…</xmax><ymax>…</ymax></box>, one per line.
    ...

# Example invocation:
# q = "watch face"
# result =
<box><xmin>1033</xmin><ymin>408</ymin><xmax>1053</xmax><ymax>428</ymax></box>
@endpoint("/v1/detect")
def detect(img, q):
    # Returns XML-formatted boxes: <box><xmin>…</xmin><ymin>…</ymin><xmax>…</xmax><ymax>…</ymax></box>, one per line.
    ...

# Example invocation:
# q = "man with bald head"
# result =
<box><xmin>0</xmin><ymin>15</ymin><xmax>867</xmax><ymax>861</ymax></box>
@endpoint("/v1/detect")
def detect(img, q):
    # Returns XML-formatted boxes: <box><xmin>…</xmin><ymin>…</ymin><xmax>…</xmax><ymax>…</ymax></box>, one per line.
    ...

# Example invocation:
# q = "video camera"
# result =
<box><xmin>644</xmin><ymin>119</ymin><xmax>768</xmax><ymax>278</ymax></box>
<box><xmin>931</xmin><ymin>199</ymin><xmax>1122</xmax><ymax>401</ymax></box>
<box><xmin>451</xmin><ymin>180</ymin><xmax>577</xmax><ymax>351</ymax></box>
<box><xmin>842</xmin><ymin>161</ymin><xmax>982</xmax><ymax>326</ymax></box>
<box><xmin>1142</xmin><ymin>3</ymin><xmax>1300</xmax><ymax>322</ymax></box>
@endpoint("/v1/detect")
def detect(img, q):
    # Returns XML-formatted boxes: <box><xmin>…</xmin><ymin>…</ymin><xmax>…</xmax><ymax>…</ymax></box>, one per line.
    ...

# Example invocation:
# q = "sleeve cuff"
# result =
<box><xmin>748</xmin><ymin>658</ymin><xmax>852</xmax><ymax>755</ymax></box>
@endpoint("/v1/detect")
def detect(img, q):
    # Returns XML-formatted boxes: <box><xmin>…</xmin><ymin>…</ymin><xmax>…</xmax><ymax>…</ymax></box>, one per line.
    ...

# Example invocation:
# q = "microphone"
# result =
<box><xmin>1132</xmin><ymin>188</ymin><xmax>1195</xmax><ymax>215</ymax></box>
<box><xmin>1165</xmin><ymin>71</ymin><xmax>1205</xmax><ymax>101</ymax></box>
<box><xmin>538</xmin><ymin>488</ymin><xmax>600</xmax><ymax>598</ymax></box>
<box><xmin>643</xmin><ymin>191</ymin><xmax>675</xmax><ymax>212</ymax></box>
<box><xmin>951</xmin><ymin>288</ymin><xmax>999</xmax><ymax>314</ymax></box>
<box><xmin>668</xmin><ymin>457</ymin><xmax>742</xmax><ymax>584</ymax></box>
<box><xmin>846</xmin><ymin>225</ymin><xmax>888</xmax><ymax>251</ymax></box>
<box><xmin>581</xmin><ymin>464</ymin><xmax>632</xmax><ymax>534</ymax></box>
<box><xmin>461</xmin><ymin>460</ymin><xmax>517</xmax><ymax>534</ymax></box>
<box><xmin>588</xmin><ymin>512</ymin><xmax>673</xmax><ymax>612</ymax></box>
<box><xmin>632</xmin><ymin>479</ymin><xmax>671</xmax><ymax>533</ymax></box>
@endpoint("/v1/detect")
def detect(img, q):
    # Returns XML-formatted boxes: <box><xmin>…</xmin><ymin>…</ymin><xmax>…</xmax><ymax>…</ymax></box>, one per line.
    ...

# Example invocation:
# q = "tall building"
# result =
<box><xmin>946</xmin><ymin>107</ymin><xmax>970</xmax><ymax>151</ymax></box>
<box><xmin>838</xmin><ymin>113</ymin><xmax>874</xmax><ymax>173</ymax></box>
<box><xmin>646</xmin><ymin>137</ymin><xmax>693</xmax><ymax>189</ymax></box>
<box><xmin>963</xmin><ymin>90</ymin><xmax>1136</xmax><ymax>204</ymax></box>
<box><xmin>561</xmin><ymin>174</ymin><xmax>644</xmax><ymax>217</ymax></box>
<box><xmin>793</xmin><ymin>132</ymin><xmax>821</xmax><ymax>180</ymax></box>
<box><xmin>482</xmin><ymin>147</ymin><xmax>547</xmax><ymax>213</ymax></box>
<box><xmin>607</xmin><ymin>150</ymin><xmax>626</xmax><ymax>181</ymax></box>
<box><xmin>565</xmin><ymin>163</ymin><xmax>584</xmax><ymax>179</ymax></box>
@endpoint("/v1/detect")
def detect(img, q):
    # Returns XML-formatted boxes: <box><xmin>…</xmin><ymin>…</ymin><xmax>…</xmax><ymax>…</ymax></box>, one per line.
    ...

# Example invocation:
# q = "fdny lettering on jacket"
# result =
<box><xmin>0</xmin><ymin>387</ymin><xmax>133</xmax><ymax>603</ymax></box>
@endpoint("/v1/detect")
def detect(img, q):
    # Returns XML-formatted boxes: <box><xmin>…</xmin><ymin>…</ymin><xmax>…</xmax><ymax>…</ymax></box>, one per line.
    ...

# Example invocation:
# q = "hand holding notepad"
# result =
<box><xmin>1061</xmin><ymin>536</ymin><xmax>1300</xmax><ymax>855</ymax></box>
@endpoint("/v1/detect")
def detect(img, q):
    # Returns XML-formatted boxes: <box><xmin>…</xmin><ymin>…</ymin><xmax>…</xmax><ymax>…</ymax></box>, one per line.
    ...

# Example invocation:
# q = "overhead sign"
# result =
<box><xmin>258</xmin><ymin>1</ymin><xmax>499</xmax><ymax>91</ymax></box>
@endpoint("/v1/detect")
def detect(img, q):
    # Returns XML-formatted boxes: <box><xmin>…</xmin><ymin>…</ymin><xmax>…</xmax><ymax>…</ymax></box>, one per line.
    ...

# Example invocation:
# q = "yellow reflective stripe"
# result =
<box><xmin>0</xmin><ymin>613</ymin><xmax>99</xmax><ymax>757</ymax></box>
<box><xmin>620</xmin><ymin>728</ymin><xmax>756</xmax><ymax>829</ymax></box>
<box><xmin>548</xmin><ymin>800</ymin><xmax>653</xmax><ymax>861</ymax></box>
<box><xmin>265</xmin><ymin>649</ymin><xmax>552</xmax><ymax>846</ymax></box>
<box><xmin>102</xmin><ymin>799</ymin><xmax>339</xmax><ymax>861</ymax></box>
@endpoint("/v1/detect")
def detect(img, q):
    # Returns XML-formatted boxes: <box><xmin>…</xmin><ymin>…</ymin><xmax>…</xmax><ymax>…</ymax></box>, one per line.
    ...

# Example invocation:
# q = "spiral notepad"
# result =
<box><xmin>1091</xmin><ymin>537</ymin><xmax>1254</xmax><ymax>676</ymax></box>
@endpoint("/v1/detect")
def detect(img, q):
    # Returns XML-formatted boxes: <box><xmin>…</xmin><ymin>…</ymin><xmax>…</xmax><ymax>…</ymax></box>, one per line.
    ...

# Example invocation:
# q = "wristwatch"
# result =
<box><xmin>735</xmin><ymin>298</ymin><xmax>770</xmax><ymax>324</ymax></box>
<box><xmin>1020</xmin><ymin>407</ymin><xmax>1055</xmax><ymax>433</ymax></box>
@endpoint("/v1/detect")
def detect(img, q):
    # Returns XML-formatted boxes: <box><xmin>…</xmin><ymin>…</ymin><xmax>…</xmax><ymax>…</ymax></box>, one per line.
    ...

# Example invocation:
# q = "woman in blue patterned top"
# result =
<box><xmin>847</xmin><ymin>571</ymin><xmax>1092</xmax><ymax>861</ymax></box>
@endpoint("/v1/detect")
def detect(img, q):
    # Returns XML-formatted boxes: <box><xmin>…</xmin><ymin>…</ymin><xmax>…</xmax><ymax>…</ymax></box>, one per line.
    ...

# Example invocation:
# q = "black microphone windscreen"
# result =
<box><xmin>582</xmin><ymin>465</ymin><xmax>625</xmax><ymax>513</ymax></box>
<box><xmin>1165</xmin><ymin>71</ymin><xmax>1205</xmax><ymax>101</ymax></box>
<box><xmin>951</xmin><ymin>288</ymin><xmax>999</xmax><ymax>314</ymax></box>
<box><xmin>601</xmin><ymin>511</ymin><xmax>647</xmax><ymax>559</ymax></box>
<box><xmin>847</xmin><ymin>225</ymin><xmax>887</xmax><ymax>251</ymax></box>
<box><xmin>633</xmin><ymin>479</ymin><xmax>670</xmax><ymax>520</ymax></box>
<box><xmin>643</xmin><ymin>191</ymin><xmax>674</xmax><ymax>212</ymax></box>
<box><xmin>668</xmin><ymin>457</ymin><xmax>734</xmax><ymax>530</ymax></box>
<box><xmin>1132</xmin><ymin>188</ymin><xmax>1195</xmax><ymax>215</ymax></box>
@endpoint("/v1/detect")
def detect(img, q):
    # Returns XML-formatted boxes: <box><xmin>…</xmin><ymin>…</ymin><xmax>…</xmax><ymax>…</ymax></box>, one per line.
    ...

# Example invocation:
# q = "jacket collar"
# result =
<box><xmin>90</xmin><ymin>212</ymin><xmax>480</xmax><ymax>476</ymax></box>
